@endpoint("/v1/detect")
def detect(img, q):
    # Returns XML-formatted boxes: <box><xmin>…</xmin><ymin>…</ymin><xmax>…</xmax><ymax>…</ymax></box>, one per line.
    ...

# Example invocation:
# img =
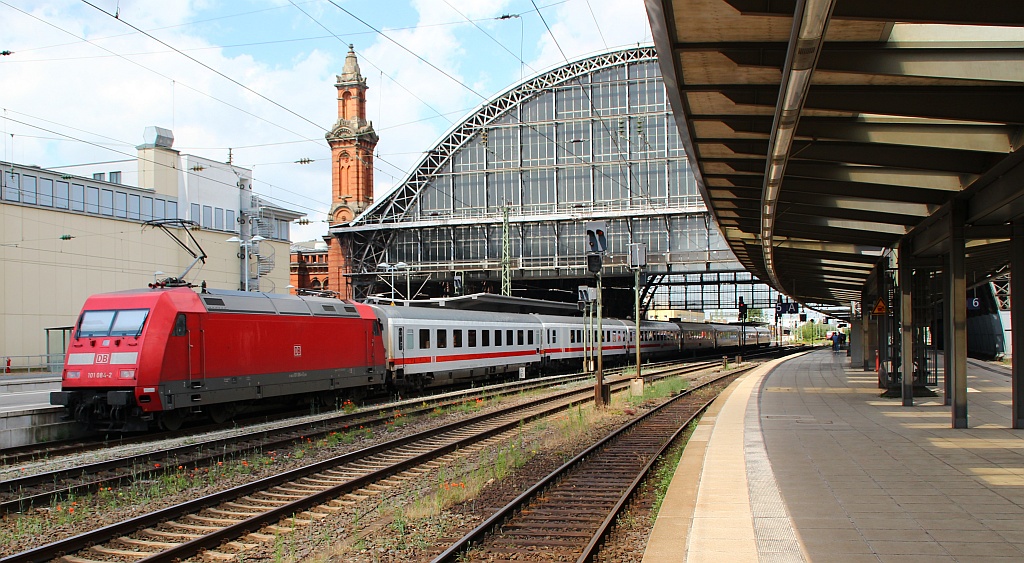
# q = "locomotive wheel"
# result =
<box><xmin>208</xmin><ymin>404</ymin><xmax>236</xmax><ymax>425</ymax></box>
<box><xmin>158</xmin><ymin>409</ymin><xmax>186</xmax><ymax>431</ymax></box>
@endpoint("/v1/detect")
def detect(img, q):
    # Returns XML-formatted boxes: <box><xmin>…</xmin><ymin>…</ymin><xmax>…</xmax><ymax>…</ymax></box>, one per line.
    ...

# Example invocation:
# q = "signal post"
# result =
<box><xmin>586</xmin><ymin>222</ymin><xmax>608</xmax><ymax>407</ymax></box>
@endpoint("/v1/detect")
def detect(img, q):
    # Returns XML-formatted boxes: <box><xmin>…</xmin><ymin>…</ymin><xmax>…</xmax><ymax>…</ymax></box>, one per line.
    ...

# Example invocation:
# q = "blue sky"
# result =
<box><xmin>0</xmin><ymin>0</ymin><xmax>652</xmax><ymax>240</ymax></box>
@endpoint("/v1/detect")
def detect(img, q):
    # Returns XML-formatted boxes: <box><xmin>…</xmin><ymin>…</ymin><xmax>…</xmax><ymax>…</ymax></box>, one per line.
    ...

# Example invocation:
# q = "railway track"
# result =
<box><xmin>0</xmin><ymin>360</ymin><xmax>701</xmax><ymax>515</ymax></box>
<box><xmin>2</xmin><ymin>360</ymin><xmax>718</xmax><ymax>563</ymax></box>
<box><xmin>433</xmin><ymin>367</ymin><xmax>750</xmax><ymax>562</ymax></box>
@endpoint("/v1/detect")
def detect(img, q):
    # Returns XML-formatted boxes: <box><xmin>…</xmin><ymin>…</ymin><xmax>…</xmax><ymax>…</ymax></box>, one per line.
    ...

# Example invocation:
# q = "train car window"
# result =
<box><xmin>172</xmin><ymin>313</ymin><xmax>187</xmax><ymax>337</ymax></box>
<box><xmin>398</xmin><ymin>327</ymin><xmax>404</xmax><ymax>351</ymax></box>
<box><xmin>454</xmin><ymin>330</ymin><xmax>463</xmax><ymax>348</ymax></box>
<box><xmin>507</xmin><ymin>330</ymin><xmax>514</xmax><ymax>346</ymax></box>
<box><xmin>482</xmin><ymin>329</ymin><xmax>490</xmax><ymax>347</ymax></box>
<box><xmin>407</xmin><ymin>328</ymin><xmax>415</xmax><ymax>350</ymax></box>
<box><xmin>570</xmin><ymin>330</ymin><xmax>576</xmax><ymax>344</ymax></box>
<box><xmin>529</xmin><ymin>331</ymin><xmax>535</xmax><ymax>346</ymax></box>
<box><xmin>495</xmin><ymin>330</ymin><xmax>502</xmax><ymax>346</ymax></box>
<box><xmin>374</xmin><ymin>320</ymin><xmax>382</xmax><ymax>336</ymax></box>
<box><xmin>437</xmin><ymin>329</ymin><xmax>448</xmax><ymax>349</ymax></box>
<box><xmin>468</xmin><ymin>330</ymin><xmax>477</xmax><ymax>347</ymax></box>
<box><xmin>551</xmin><ymin>330</ymin><xmax>557</xmax><ymax>344</ymax></box>
<box><xmin>419</xmin><ymin>329</ymin><xmax>430</xmax><ymax>349</ymax></box>
<box><xmin>517</xmin><ymin>330</ymin><xmax>524</xmax><ymax>346</ymax></box>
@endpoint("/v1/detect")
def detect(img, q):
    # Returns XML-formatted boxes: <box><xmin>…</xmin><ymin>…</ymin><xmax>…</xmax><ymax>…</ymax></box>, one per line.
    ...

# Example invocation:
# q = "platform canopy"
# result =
<box><xmin>647</xmin><ymin>0</ymin><xmax>1024</xmax><ymax>307</ymax></box>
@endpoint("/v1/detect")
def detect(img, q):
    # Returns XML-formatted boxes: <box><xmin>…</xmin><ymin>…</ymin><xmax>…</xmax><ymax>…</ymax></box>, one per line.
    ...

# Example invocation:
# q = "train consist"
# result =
<box><xmin>51</xmin><ymin>287</ymin><xmax>771</xmax><ymax>431</ymax></box>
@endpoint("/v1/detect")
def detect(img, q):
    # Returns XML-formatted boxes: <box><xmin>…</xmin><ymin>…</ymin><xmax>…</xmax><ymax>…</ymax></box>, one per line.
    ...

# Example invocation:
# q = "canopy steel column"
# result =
<box><xmin>862</xmin><ymin>296</ymin><xmax>872</xmax><ymax>371</ymax></box>
<box><xmin>1012</xmin><ymin>220</ymin><xmax>1024</xmax><ymax>429</ymax></box>
<box><xmin>899</xmin><ymin>241</ymin><xmax>914</xmax><ymax>406</ymax></box>
<box><xmin>877</xmin><ymin>257</ymin><xmax>891</xmax><ymax>389</ymax></box>
<box><xmin>947</xmin><ymin>202</ymin><xmax>968</xmax><ymax>428</ymax></box>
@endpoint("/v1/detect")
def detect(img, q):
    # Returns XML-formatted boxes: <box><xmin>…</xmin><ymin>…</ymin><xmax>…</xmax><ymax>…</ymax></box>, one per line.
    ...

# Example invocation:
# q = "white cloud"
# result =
<box><xmin>1</xmin><ymin>0</ymin><xmax>651</xmax><ymax>243</ymax></box>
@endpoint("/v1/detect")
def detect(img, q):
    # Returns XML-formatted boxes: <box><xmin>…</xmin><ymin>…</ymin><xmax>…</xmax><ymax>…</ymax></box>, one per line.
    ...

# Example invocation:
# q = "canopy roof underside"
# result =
<box><xmin>648</xmin><ymin>0</ymin><xmax>1024</xmax><ymax>306</ymax></box>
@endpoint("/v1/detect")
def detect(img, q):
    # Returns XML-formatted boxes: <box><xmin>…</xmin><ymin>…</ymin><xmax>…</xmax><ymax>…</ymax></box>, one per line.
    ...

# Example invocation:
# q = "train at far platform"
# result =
<box><xmin>51</xmin><ymin>286</ymin><xmax>771</xmax><ymax>431</ymax></box>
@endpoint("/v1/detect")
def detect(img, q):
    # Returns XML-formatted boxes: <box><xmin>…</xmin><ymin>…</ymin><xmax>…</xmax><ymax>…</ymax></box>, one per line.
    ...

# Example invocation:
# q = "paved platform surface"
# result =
<box><xmin>644</xmin><ymin>349</ymin><xmax>1024</xmax><ymax>562</ymax></box>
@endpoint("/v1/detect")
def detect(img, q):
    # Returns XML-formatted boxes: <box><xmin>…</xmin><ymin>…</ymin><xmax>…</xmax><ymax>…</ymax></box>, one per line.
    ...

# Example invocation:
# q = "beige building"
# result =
<box><xmin>0</xmin><ymin>128</ymin><xmax>302</xmax><ymax>369</ymax></box>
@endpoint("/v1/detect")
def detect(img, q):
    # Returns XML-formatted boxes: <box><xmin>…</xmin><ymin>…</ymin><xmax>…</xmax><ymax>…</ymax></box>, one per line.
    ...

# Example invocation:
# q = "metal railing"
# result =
<box><xmin>1</xmin><ymin>354</ymin><xmax>64</xmax><ymax>375</ymax></box>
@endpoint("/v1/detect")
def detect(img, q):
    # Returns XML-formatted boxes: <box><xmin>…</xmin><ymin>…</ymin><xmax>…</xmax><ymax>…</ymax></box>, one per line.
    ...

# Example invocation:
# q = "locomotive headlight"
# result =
<box><xmin>66</xmin><ymin>371</ymin><xmax>81</xmax><ymax>379</ymax></box>
<box><xmin>119</xmin><ymin>369</ymin><xmax>136</xmax><ymax>379</ymax></box>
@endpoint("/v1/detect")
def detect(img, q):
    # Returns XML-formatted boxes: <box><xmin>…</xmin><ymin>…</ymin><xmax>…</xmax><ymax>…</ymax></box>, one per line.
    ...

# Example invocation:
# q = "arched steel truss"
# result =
<box><xmin>331</xmin><ymin>46</ymin><xmax>776</xmax><ymax>310</ymax></box>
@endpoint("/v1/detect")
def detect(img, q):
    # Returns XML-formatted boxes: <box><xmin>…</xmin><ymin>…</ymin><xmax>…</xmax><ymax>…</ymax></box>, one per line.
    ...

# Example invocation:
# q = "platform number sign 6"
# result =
<box><xmin>967</xmin><ymin>297</ymin><xmax>981</xmax><ymax>311</ymax></box>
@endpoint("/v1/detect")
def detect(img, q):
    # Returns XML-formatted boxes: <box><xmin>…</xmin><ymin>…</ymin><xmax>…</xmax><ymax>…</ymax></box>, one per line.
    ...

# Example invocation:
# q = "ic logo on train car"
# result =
<box><xmin>293</xmin><ymin>345</ymin><xmax>302</xmax><ymax>357</ymax></box>
<box><xmin>95</xmin><ymin>354</ymin><xmax>110</xmax><ymax>364</ymax></box>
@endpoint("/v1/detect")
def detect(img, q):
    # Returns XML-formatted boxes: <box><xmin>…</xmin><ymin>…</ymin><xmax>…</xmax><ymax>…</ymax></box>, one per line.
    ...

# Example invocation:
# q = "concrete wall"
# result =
<box><xmin>0</xmin><ymin>204</ymin><xmax>290</xmax><ymax>361</ymax></box>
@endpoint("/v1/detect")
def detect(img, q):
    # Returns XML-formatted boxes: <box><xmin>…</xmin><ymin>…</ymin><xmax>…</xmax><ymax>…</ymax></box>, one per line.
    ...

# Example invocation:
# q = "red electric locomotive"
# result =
<box><xmin>51</xmin><ymin>287</ymin><xmax>385</xmax><ymax>431</ymax></box>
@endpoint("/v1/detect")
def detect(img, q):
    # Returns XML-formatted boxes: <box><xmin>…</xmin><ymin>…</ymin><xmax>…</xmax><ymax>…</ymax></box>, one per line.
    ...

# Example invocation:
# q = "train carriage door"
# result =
<box><xmin>372</xmin><ymin>319</ymin><xmax>382</xmax><ymax>367</ymax></box>
<box><xmin>396</xmin><ymin>325</ymin><xmax>405</xmax><ymax>365</ymax></box>
<box><xmin>186</xmin><ymin>314</ymin><xmax>203</xmax><ymax>384</ymax></box>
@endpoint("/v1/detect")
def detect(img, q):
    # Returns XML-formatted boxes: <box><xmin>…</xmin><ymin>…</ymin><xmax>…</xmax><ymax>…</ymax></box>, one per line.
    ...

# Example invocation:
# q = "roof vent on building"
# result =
<box><xmin>140</xmin><ymin>126</ymin><xmax>174</xmax><ymax>149</ymax></box>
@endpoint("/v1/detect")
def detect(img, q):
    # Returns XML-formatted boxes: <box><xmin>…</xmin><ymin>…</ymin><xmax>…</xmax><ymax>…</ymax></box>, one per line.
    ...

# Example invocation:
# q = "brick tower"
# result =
<box><xmin>325</xmin><ymin>45</ymin><xmax>378</xmax><ymax>299</ymax></box>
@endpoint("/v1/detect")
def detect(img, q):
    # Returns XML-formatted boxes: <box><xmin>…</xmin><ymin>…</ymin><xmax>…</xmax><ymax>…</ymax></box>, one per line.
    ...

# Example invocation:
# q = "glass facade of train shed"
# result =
<box><xmin>337</xmin><ymin>47</ymin><xmax>774</xmax><ymax>313</ymax></box>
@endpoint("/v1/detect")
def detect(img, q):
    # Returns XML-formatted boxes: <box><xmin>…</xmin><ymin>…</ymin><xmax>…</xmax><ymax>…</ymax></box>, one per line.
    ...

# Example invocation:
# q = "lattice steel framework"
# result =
<box><xmin>332</xmin><ymin>46</ymin><xmax>772</xmax><ymax>310</ymax></box>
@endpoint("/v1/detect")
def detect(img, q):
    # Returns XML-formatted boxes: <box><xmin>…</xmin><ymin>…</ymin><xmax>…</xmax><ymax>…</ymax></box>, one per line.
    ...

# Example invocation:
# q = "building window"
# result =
<box><xmin>226</xmin><ymin>210</ymin><xmax>236</xmax><ymax>231</ymax></box>
<box><xmin>202</xmin><ymin>205</ymin><xmax>212</xmax><ymax>228</ymax></box>
<box><xmin>100</xmin><ymin>189</ymin><xmax>114</xmax><ymax>215</ymax></box>
<box><xmin>93</xmin><ymin>172</ymin><xmax>105</xmax><ymax>181</ymax></box>
<box><xmin>419</xmin><ymin>328</ymin><xmax>430</xmax><ymax>349</ymax></box>
<box><xmin>128</xmin><ymin>194</ymin><xmax>140</xmax><ymax>220</ymax></box>
<box><xmin>154</xmin><ymin>199</ymin><xmax>166</xmax><ymax>220</ymax></box>
<box><xmin>38</xmin><ymin>178</ymin><xmax>53</xmax><ymax>207</ymax></box>
<box><xmin>311</xmin><ymin>278</ymin><xmax>321</xmax><ymax>289</ymax></box>
<box><xmin>278</xmin><ymin>220</ymin><xmax>289</xmax><ymax>240</ymax></box>
<box><xmin>167</xmin><ymin>201</ymin><xmax>178</xmax><ymax>219</ymax></box>
<box><xmin>71</xmin><ymin>183</ymin><xmax>84</xmax><ymax>211</ymax></box>
<box><xmin>55</xmin><ymin>181</ymin><xmax>69</xmax><ymax>209</ymax></box>
<box><xmin>22</xmin><ymin>175</ymin><xmax>37</xmax><ymax>205</ymax></box>
<box><xmin>141</xmin><ymin>197</ymin><xmax>153</xmax><ymax>220</ymax></box>
<box><xmin>214</xmin><ymin>207</ymin><xmax>224</xmax><ymax>230</ymax></box>
<box><xmin>114</xmin><ymin>191</ymin><xmax>127</xmax><ymax>218</ymax></box>
<box><xmin>109</xmin><ymin>171</ymin><xmax>122</xmax><ymax>184</ymax></box>
<box><xmin>85</xmin><ymin>186</ymin><xmax>99</xmax><ymax>213</ymax></box>
<box><xmin>3</xmin><ymin>172</ymin><xmax>19</xmax><ymax>201</ymax></box>
<box><xmin>190</xmin><ymin>203</ymin><xmax>201</xmax><ymax>223</ymax></box>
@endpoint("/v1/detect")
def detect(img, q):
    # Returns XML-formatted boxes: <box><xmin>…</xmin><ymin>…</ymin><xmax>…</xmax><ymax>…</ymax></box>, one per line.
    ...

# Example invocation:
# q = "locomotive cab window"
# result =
<box><xmin>77</xmin><ymin>309</ymin><xmax>150</xmax><ymax>338</ymax></box>
<box><xmin>172</xmin><ymin>313</ymin><xmax>187</xmax><ymax>337</ymax></box>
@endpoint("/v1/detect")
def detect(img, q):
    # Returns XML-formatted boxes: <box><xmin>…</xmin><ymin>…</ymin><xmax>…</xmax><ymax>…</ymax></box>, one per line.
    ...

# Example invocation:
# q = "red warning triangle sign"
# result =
<box><xmin>871</xmin><ymin>297</ymin><xmax>888</xmax><ymax>315</ymax></box>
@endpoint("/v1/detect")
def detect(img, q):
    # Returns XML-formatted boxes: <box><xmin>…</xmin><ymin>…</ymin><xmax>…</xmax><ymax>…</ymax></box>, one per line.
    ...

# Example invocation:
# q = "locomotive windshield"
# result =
<box><xmin>77</xmin><ymin>309</ymin><xmax>150</xmax><ymax>338</ymax></box>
